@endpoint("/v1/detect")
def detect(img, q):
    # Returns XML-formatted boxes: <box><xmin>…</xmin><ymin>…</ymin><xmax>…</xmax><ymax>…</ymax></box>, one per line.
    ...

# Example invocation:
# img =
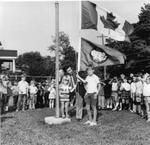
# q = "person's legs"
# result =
<box><xmin>22</xmin><ymin>94</ymin><xmax>27</xmax><ymax>111</ymax></box>
<box><xmin>84</xmin><ymin>93</ymin><xmax>92</xmax><ymax>122</ymax></box>
<box><xmin>49</xmin><ymin>99</ymin><xmax>51</xmax><ymax>108</ymax></box>
<box><xmin>101</xmin><ymin>96</ymin><xmax>105</xmax><ymax>109</ymax></box>
<box><xmin>52</xmin><ymin>99</ymin><xmax>54</xmax><ymax>108</ymax></box>
<box><xmin>65</xmin><ymin>101</ymin><xmax>69</xmax><ymax>118</ymax></box>
<box><xmin>86</xmin><ymin>104</ymin><xmax>92</xmax><ymax>122</ymax></box>
<box><xmin>34</xmin><ymin>94</ymin><xmax>37</xmax><ymax>109</ymax></box>
<box><xmin>61</xmin><ymin>101</ymin><xmax>65</xmax><ymax>118</ymax></box>
<box><xmin>145</xmin><ymin>97</ymin><xmax>150</xmax><ymax>121</ymax></box>
<box><xmin>75</xmin><ymin>93</ymin><xmax>83</xmax><ymax>119</ymax></box>
<box><xmin>16</xmin><ymin>94</ymin><xmax>22</xmax><ymax>111</ymax></box>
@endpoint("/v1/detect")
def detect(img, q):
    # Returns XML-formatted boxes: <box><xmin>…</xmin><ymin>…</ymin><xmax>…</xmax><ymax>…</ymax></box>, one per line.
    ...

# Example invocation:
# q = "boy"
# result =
<box><xmin>11</xmin><ymin>81</ymin><xmax>19</xmax><ymax>109</ymax></box>
<box><xmin>29</xmin><ymin>80</ymin><xmax>38</xmax><ymax>109</ymax></box>
<box><xmin>16</xmin><ymin>74</ymin><xmax>29</xmax><ymax>111</ymax></box>
<box><xmin>77</xmin><ymin>64</ymin><xmax>100</xmax><ymax>126</ymax></box>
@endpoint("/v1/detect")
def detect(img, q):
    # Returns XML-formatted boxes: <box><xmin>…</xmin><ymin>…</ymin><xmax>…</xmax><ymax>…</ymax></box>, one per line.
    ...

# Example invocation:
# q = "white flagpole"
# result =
<box><xmin>77</xmin><ymin>1</ymin><xmax>82</xmax><ymax>72</ymax></box>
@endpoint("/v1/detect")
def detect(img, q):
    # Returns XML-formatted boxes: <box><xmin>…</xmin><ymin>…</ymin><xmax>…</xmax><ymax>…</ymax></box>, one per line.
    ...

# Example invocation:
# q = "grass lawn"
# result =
<box><xmin>1</xmin><ymin>108</ymin><xmax>150</xmax><ymax>145</ymax></box>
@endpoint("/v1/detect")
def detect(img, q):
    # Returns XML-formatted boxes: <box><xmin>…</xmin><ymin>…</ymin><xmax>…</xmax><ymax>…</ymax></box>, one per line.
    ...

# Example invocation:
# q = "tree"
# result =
<box><xmin>106</xmin><ymin>3</ymin><xmax>150</xmax><ymax>73</ymax></box>
<box><xmin>48</xmin><ymin>31</ymin><xmax>77</xmax><ymax>71</ymax></box>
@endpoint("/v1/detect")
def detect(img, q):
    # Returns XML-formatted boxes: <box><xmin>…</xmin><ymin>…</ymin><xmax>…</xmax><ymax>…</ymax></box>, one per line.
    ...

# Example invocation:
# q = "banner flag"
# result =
<box><xmin>80</xmin><ymin>38</ymin><xmax>126</xmax><ymax>71</ymax></box>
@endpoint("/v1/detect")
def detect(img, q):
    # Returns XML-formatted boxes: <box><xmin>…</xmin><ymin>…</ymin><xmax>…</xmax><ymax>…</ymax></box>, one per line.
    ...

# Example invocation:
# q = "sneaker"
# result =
<box><xmin>119</xmin><ymin>108</ymin><xmax>122</xmax><ymax>111</ymax></box>
<box><xmin>84</xmin><ymin>120</ymin><xmax>92</xmax><ymax>125</ymax></box>
<box><xmin>112</xmin><ymin>108</ymin><xmax>117</xmax><ymax>111</ymax></box>
<box><xmin>147</xmin><ymin>119</ymin><xmax>150</xmax><ymax>122</ymax></box>
<box><xmin>129</xmin><ymin>109</ymin><xmax>134</xmax><ymax>113</ymax></box>
<box><xmin>5</xmin><ymin>106</ymin><xmax>8</xmax><ymax>111</ymax></box>
<box><xmin>90</xmin><ymin>122</ymin><xmax>97</xmax><ymax>126</ymax></box>
<box><xmin>62</xmin><ymin>115</ymin><xmax>65</xmax><ymax>118</ymax></box>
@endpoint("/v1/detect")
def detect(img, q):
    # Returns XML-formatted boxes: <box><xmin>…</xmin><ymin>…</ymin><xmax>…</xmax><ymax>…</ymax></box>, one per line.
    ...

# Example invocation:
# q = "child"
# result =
<box><xmin>29</xmin><ymin>80</ymin><xmax>38</xmax><ymax>110</ymax></box>
<box><xmin>59</xmin><ymin>77</ymin><xmax>72</xmax><ymax>118</ymax></box>
<box><xmin>130</xmin><ymin>77</ymin><xmax>136</xmax><ymax>112</ymax></box>
<box><xmin>110</xmin><ymin>77</ymin><xmax>119</xmax><ymax>110</ymax></box>
<box><xmin>48</xmin><ymin>80</ymin><xmax>56</xmax><ymax>108</ymax></box>
<box><xmin>36</xmin><ymin>83</ymin><xmax>44</xmax><ymax>108</ymax></box>
<box><xmin>17</xmin><ymin>75</ymin><xmax>29</xmax><ymax>112</ymax></box>
<box><xmin>143</xmin><ymin>76</ymin><xmax>150</xmax><ymax>122</ymax></box>
<box><xmin>11</xmin><ymin>81</ymin><xmax>19</xmax><ymax>109</ymax></box>
<box><xmin>120</xmin><ymin>78</ymin><xmax>130</xmax><ymax>110</ymax></box>
<box><xmin>77</xmin><ymin>64</ymin><xmax>100</xmax><ymax>126</ymax></box>
<box><xmin>98</xmin><ymin>80</ymin><xmax>105</xmax><ymax>110</ymax></box>
<box><xmin>135</xmin><ymin>76</ymin><xmax>143</xmax><ymax>115</ymax></box>
<box><xmin>104</xmin><ymin>78</ymin><xmax>112</xmax><ymax>109</ymax></box>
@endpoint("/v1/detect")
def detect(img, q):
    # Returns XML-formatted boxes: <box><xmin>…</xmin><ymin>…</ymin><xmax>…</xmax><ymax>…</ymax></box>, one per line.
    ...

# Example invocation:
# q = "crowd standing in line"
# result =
<box><xmin>0</xmin><ymin>65</ymin><xmax>150</xmax><ymax>125</ymax></box>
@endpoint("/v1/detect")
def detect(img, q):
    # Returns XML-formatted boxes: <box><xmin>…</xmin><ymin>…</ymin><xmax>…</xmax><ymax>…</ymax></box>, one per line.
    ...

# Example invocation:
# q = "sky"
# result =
<box><xmin>0</xmin><ymin>0</ymin><xmax>150</xmax><ymax>56</ymax></box>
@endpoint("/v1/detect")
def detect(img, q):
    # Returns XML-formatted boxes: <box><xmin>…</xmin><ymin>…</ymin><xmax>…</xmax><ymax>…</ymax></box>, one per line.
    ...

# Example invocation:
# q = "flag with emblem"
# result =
<box><xmin>80</xmin><ymin>38</ymin><xmax>126</xmax><ymax>71</ymax></box>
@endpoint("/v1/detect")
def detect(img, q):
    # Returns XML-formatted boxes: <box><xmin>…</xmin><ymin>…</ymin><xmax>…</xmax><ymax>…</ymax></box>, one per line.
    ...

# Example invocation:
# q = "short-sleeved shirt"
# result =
<box><xmin>85</xmin><ymin>74</ymin><xmax>99</xmax><ymax>93</ymax></box>
<box><xmin>18</xmin><ymin>80</ymin><xmax>29</xmax><ymax>95</ymax></box>
<box><xmin>29</xmin><ymin>85</ymin><xmax>38</xmax><ymax>94</ymax></box>
<box><xmin>143</xmin><ymin>82</ymin><xmax>150</xmax><ymax>97</ymax></box>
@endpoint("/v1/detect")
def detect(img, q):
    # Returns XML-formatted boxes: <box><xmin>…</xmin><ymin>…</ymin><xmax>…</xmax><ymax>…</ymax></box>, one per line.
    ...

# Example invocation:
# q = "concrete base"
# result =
<box><xmin>44</xmin><ymin>116</ymin><xmax>71</xmax><ymax>125</ymax></box>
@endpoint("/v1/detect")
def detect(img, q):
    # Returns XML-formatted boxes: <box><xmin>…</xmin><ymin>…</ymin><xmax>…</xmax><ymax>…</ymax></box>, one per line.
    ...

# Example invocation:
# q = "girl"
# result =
<box><xmin>48</xmin><ymin>80</ymin><xmax>56</xmax><ymax>108</ymax></box>
<box><xmin>29</xmin><ymin>80</ymin><xmax>38</xmax><ymax>109</ymax></box>
<box><xmin>120</xmin><ymin>78</ymin><xmax>130</xmax><ymax>110</ymax></box>
<box><xmin>59</xmin><ymin>77</ymin><xmax>72</xmax><ymax>118</ymax></box>
<box><xmin>110</xmin><ymin>77</ymin><xmax>119</xmax><ymax>110</ymax></box>
<box><xmin>130</xmin><ymin>77</ymin><xmax>137</xmax><ymax>112</ymax></box>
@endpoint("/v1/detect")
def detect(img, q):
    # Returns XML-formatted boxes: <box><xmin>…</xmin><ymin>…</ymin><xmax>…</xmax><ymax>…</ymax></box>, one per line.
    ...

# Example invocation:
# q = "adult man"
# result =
<box><xmin>66</xmin><ymin>66</ymin><xmax>77</xmax><ymax>106</ymax></box>
<box><xmin>16</xmin><ymin>74</ymin><xmax>29</xmax><ymax>111</ymax></box>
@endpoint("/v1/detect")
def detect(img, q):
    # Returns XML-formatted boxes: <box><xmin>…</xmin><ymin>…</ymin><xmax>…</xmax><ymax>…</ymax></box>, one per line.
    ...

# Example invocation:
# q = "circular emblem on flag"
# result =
<box><xmin>91</xmin><ymin>50</ymin><xmax>107</xmax><ymax>63</ymax></box>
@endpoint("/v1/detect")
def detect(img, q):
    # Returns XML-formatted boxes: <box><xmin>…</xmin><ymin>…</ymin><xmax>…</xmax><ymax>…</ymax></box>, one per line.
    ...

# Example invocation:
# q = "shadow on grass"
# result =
<box><xmin>1</xmin><ymin>116</ymin><xmax>14</xmax><ymax>122</ymax></box>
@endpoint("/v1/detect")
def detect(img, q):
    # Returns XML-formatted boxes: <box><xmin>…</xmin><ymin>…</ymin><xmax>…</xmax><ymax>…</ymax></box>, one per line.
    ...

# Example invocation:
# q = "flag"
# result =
<box><xmin>82</xmin><ymin>1</ymin><xmax>97</xmax><ymax>30</ymax></box>
<box><xmin>81</xmin><ymin>1</ymin><xmax>128</xmax><ymax>42</ymax></box>
<box><xmin>80</xmin><ymin>38</ymin><xmax>126</xmax><ymax>71</ymax></box>
<box><xmin>122</xmin><ymin>20</ymin><xmax>134</xmax><ymax>42</ymax></box>
<box><xmin>122</xmin><ymin>20</ymin><xmax>134</xmax><ymax>35</ymax></box>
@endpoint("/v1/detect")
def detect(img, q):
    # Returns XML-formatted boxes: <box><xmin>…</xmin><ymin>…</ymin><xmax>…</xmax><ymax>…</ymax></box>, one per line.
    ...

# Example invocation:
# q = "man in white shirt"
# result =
<box><xmin>16</xmin><ymin>75</ymin><xmax>29</xmax><ymax>111</ymax></box>
<box><xmin>77</xmin><ymin>64</ymin><xmax>100</xmax><ymax>126</ymax></box>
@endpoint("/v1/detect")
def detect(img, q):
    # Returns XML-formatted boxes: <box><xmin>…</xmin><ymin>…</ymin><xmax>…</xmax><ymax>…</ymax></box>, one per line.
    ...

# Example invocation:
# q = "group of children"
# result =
<box><xmin>0</xmin><ymin>74</ymin><xmax>58</xmax><ymax>113</ymax></box>
<box><xmin>1</xmin><ymin>67</ymin><xmax>150</xmax><ymax>125</ymax></box>
<box><xmin>98</xmin><ymin>73</ymin><xmax>150</xmax><ymax>122</ymax></box>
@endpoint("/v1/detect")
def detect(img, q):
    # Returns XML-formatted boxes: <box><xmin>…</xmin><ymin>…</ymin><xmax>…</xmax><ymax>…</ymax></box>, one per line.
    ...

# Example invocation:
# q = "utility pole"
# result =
<box><xmin>97</xmin><ymin>34</ymin><xmax>108</xmax><ymax>80</ymax></box>
<box><xmin>55</xmin><ymin>2</ymin><xmax>60</xmax><ymax>118</ymax></box>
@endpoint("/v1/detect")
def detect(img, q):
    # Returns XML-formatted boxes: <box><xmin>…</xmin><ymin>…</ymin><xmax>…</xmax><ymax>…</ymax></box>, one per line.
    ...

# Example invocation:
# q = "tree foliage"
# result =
<box><xmin>106</xmin><ymin>3</ymin><xmax>150</xmax><ymax>73</ymax></box>
<box><xmin>16</xmin><ymin>52</ymin><xmax>55</xmax><ymax>76</ymax></box>
<box><xmin>48</xmin><ymin>31</ymin><xmax>77</xmax><ymax>71</ymax></box>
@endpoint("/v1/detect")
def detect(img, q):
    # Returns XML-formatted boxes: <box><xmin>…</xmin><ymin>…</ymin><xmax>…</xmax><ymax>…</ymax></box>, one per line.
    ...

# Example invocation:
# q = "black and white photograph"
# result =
<box><xmin>0</xmin><ymin>0</ymin><xmax>150</xmax><ymax>144</ymax></box>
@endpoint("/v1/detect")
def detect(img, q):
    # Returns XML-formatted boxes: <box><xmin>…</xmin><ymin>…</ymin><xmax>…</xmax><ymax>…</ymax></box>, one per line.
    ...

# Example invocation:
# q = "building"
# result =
<box><xmin>0</xmin><ymin>49</ymin><xmax>18</xmax><ymax>73</ymax></box>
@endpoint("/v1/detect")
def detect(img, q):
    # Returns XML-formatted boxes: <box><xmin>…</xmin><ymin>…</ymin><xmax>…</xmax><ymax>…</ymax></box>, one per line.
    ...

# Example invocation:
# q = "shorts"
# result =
<box><xmin>136</xmin><ymin>93</ymin><xmax>142</xmax><ymax>104</ymax></box>
<box><xmin>84</xmin><ymin>92</ymin><xmax>97</xmax><ymax>106</ymax></box>
<box><xmin>111</xmin><ymin>91</ymin><xmax>118</xmax><ymax>102</ymax></box>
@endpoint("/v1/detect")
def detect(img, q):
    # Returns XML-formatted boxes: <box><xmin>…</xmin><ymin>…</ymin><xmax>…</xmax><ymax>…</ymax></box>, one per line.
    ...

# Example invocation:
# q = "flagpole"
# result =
<box><xmin>77</xmin><ymin>1</ymin><xmax>81</xmax><ymax>72</ymax></box>
<box><xmin>55</xmin><ymin>1</ymin><xmax>60</xmax><ymax>118</ymax></box>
